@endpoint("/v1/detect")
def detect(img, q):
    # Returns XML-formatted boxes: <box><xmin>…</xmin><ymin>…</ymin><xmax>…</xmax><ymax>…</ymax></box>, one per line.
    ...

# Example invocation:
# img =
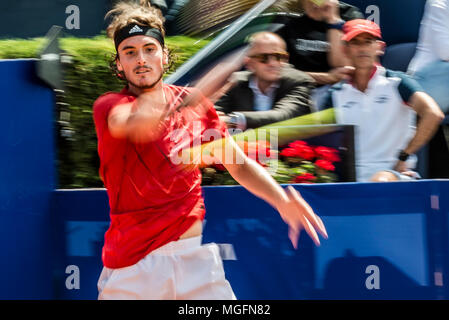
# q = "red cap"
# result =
<box><xmin>342</xmin><ymin>19</ymin><xmax>382</xmax><ymax>42</ymax></box>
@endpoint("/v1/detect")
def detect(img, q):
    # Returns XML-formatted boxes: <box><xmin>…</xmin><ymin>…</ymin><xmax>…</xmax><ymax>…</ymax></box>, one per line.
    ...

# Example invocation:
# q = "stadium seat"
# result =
<box><xmin>381</xmin><ymin>42</ymin><xmax>417</xmax><ymax>73</ymax></box>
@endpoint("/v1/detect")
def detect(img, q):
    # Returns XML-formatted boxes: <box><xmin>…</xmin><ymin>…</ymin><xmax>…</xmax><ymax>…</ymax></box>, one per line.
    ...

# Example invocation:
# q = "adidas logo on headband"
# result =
<box><xmin>114</xmin><ymin>23</ymin><xmax>165</xmax><ymax>49</ymax></box>
<box><xmin>129</xmin><ymin>25</ymin><xmax>143</xmax><ymax>34</ymax></box>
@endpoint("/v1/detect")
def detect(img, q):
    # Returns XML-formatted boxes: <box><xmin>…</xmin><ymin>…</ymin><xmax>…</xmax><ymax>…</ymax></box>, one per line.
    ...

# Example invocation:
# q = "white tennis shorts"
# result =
<box><xmin>97</xmin><ymin>236</ymin><xmax>236</xmax><ymax>300</ymax></box>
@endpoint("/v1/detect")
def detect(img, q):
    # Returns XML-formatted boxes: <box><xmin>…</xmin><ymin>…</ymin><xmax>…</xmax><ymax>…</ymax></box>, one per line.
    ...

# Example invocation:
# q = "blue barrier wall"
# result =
<box><xmin>0</xmin><ymin>59</ymin><xmax>55</xmax><ymax>299</ymax></box>
<box><xmin>53</xmin><ymin>180</ymin><xmax>449</xmax><ymax>300</ymax></box>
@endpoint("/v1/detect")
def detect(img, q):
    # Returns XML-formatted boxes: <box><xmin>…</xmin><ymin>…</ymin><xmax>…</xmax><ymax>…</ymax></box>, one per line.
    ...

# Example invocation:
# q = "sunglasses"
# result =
<box><xmin>249</xmin><ymin>52</ymin><xmax>289</xmax><ymax>64</ymax></box>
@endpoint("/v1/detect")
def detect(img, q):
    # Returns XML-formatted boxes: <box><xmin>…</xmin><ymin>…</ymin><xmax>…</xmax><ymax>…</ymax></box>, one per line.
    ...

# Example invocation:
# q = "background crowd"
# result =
<box><xmin>2</xmin><ymin>0</ymin><xmax>447</xmax><ymax>186</ymax></box>
<box><xmin>205</xmin><ymin>0</ymin><xmax>448</xmax><ymax>183</ymax></box>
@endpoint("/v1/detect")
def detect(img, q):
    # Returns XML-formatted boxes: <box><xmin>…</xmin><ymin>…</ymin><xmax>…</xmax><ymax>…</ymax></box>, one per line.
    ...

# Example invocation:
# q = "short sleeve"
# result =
<box><xmin>203</xmin><ymin>96</ymin><xmax>230</xmax><ymax>139</ymax></box>
<box><xmin>387</xmin><ymin>70</ymin><xmax>424</xmax><ymax>103</ymax></box>
<box><xmin>93</xmin><ymin>93</ymin><xmax>132</xmax><ymax>141</ymax></box>
<box><xmin>92</xmin><ymin>92</ymin><xmax>132</xmax><ymax>171</ymax></box>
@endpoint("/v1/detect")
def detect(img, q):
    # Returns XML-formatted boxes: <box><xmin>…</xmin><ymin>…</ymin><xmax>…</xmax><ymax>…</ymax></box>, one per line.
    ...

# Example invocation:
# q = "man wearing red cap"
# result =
<box><xmin>322</xmin><ymin>19</ymin><xmax>444</xmax><ymax>182</ymax></box>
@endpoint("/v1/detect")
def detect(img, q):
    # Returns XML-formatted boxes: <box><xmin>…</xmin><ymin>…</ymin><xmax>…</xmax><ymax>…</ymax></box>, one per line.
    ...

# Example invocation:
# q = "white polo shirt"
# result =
<box><xmin>324</xmin><ymin>66</ymin><xmax>422</xmax><ymax>181</ymax></box>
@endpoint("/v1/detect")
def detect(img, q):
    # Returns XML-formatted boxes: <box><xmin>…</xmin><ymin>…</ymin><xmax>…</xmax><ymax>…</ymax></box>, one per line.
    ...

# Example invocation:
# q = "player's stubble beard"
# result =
<box><xmin>125</xmin><ymin>67</ymin><xmax>164</xmax><ymax>93</ymax></box>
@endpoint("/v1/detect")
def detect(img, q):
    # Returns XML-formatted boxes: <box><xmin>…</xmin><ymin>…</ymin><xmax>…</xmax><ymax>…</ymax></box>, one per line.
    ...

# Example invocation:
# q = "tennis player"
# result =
<box><xmin>94</xmin><ymin>0</ymin><xmax>327</xmax><ymax>300</ymax></box>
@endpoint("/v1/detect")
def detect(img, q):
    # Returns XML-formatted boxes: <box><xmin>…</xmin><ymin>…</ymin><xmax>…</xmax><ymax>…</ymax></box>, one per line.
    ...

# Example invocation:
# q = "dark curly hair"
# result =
<box><xmin>105</xmin><ymin>0</ymin><xmax>174</xmax><ymax>80</ymax></box>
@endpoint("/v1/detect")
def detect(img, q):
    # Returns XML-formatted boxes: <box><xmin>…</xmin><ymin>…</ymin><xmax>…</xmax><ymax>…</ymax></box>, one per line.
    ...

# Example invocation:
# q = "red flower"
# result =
<box><xmin>315</xmin><ymin>146</ymin><xmax>340</xmax><ymax>163</ymax></box>
<box><xmin>294</xmin><ymin>173</ymin><xmax>316</xmax><ymax>183</ymax></box>
<box><xmin>213</xmin><ymin>163</ymin><xmax>226</xmax><ymax>171</ymax></box>
<box><xmin>281</xmin><ymin>140</ymin><xmax>315</xmax><ymax>160</ymax></box>
<box><xmin>280</xmin><ymin>148</ymin><xmax>297</xmax><ymax>158</ymax></box>
<box><xmin>289</xmin><ymin>141</ymin><xmax>307</xmax><ymax>149</ymax></box>
<box><xmin>315</xmin><ymin>159</ymin><xmax>335</xmax><ymax>171</ymax></box>
<box><xmin>295</xmin><ymin>144</ymin><xmax>315</xmax><ymax>161</ymax></box>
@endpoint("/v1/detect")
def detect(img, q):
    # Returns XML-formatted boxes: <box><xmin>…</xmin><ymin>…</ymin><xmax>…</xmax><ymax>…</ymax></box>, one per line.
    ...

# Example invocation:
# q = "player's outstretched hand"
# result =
<box><xmin>276</xmin><ymin>186</ymin><xmax>328</xmax><ymax>249</ymax></box>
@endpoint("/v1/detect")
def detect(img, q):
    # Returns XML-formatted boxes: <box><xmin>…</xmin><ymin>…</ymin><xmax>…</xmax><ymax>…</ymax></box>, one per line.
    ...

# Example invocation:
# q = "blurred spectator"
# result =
<box><xmin>277</xmin><ymin>0</ymin><xmax>363</xmax><ymax>73</ymax></box>
<box><xmin>277</xmin><ymin>0</ymin><xmax>364</xmax><ymax>109</ymax></box>
<box><xmin>167</xmin><ymin>0</ymin><xmax>259</xmax><ymax>36</ymax></box>
<box><xmin>214</xmin><ymin>32</ymin><xmax>315</xmax><ymax>131</ymax></box>
<box><xmin>129</xmin><ymin>0</ymin><xmax>175</xmax><ymax>16</ymax></box>
<box><xmin>149</xmin><ymin>0</ymin><xmax>169</xmax><ymax>14</ymax></box>
<box><xmin>408</xmin><ymin>0</ymin><xmax>449</xmax><ymax>114</ymax></box>
<box><xmin>322</xmin><ymin>20</ymin><xmax>444</xmax><ymax>182</ymax></box>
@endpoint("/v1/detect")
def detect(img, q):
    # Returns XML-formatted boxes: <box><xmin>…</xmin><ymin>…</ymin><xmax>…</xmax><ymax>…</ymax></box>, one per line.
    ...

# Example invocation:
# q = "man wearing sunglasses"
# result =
<box><xmin>215</xmin><ymin>31</ymin><xmax>315</xmax><ymax>131</ymax></box>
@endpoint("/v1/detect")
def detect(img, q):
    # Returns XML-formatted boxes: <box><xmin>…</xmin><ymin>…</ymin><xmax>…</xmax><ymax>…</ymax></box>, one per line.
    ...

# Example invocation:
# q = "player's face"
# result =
<box><xmin>246</xmin><ymin>39</ymin><xmax>289</xmax><ymax>83</ymax></box>
<box><xmin>116</xmin><ymin>35</ymin><xmax>168</xmax><ymax>92</ymax></box>
<box><xmin>344</xmin><ymin>33</ymin><xmax>381</xmax><ymax>69</ymax></box>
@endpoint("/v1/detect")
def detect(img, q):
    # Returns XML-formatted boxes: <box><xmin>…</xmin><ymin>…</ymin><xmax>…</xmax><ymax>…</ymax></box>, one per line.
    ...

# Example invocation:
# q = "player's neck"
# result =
<box><xmin>128</xmin><ymin>81</ymin><xmax>166</xmax><ymax>102</ymax></box>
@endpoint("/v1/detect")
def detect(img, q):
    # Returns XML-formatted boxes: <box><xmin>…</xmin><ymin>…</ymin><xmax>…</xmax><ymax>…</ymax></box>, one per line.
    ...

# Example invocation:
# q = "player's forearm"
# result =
<box><xmin>404</xmin><ymin>110</ymin><xmax>444</xmax><ymax>155</ymax></box>
<box><xmin>226</xmin><ymin>157</ymin><xmax>288</xmax><ymax>210</ymax></box>
<box><xmin>108</xmin><ymin>95</ymin><xmax>167</xmax><ymax>141</ymax></box>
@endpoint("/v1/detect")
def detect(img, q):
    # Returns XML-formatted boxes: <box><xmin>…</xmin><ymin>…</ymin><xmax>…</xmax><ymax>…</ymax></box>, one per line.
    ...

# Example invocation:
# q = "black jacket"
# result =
<box><xmin>215</xmin><ymin>65</ymin><xmax>315</xmax><ymax>129</ymax></box>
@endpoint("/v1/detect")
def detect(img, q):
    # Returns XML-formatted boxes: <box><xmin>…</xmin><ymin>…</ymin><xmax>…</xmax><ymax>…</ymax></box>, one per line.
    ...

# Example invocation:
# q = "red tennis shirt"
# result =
<box><xmin>93</xmin><ymin>84</ymin><xmax>228</xmax><ymax>268</ymax></box>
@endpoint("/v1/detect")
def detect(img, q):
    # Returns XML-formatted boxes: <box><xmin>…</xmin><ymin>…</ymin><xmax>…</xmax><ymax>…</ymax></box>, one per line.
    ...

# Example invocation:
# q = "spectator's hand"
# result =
<box><xmin>276</xmin><ymin>186</ymin><xmax>328</xmax><ymax>248</ymax></box>
<box><xmin>216</xmin><ymin>111</ymin><xmax>237</xmax><ymax>128</ymax></box>
<box><xmin>401</xmin><ymin>171</ymin><xmax>420</xmax><ymax>178</ymax></box>
<box><xmin>321</xmin><ymin>0</ymin><xmax>342</xmax><ymax>24</ymax></box>
<box><xmin>329</xmin><ymin>66</ymin><xmax>355</xmax><ymax>83</ymax></box>
<box><xmin>393</xmin><ymin>160</ymin><xmax>409</xmax><ymax>173</ymax></box>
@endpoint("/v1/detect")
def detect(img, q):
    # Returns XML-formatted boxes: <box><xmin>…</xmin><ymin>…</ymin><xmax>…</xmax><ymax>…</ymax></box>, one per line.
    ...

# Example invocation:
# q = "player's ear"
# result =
<box><xmin>162</xmin><ymin>47</ymin><xmax>169</xmax><ymax>65</ymax></box>
<box><xmin>116</xmin><ymin>55</ymin><xmax>123</xmax><ymax>72</ymax></box>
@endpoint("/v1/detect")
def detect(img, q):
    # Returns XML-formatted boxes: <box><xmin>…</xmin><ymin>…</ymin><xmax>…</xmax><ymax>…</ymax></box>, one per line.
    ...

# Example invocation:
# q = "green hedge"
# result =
<box><xmin>0</xmin><ymin>35</ymin><xmax>210</xmax><ymax>188</ymax></box>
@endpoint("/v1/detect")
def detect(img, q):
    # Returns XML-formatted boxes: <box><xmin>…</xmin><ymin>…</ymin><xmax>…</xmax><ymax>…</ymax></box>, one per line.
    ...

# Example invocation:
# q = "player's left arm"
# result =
<box><xmin>394</xmin><ymin>91</ymin><xmax>444</xmax><ymax>172</ymax></box>
<box><xmin>208</xmin><ymin>137</ymin><xmax>328</xmax><ymax>248</ymax></box>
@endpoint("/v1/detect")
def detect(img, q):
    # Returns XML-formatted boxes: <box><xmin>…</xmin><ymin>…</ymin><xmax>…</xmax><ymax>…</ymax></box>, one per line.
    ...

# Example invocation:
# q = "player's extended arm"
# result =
<box><xmin>107</xmin><ymin>92</ymin><xmax>170</xmax><ymax>143</ymax></box>
<box><xmin>394</xmin><ymin>92</ymin><xmax>444</xmax><ymax>172</ymax></box>
<box><xmin>211</xmin><ymin>137</ymin><xmax>328</xmax><ymax>248</ymax></box>
<box><xmin>107</xmin><ymin>48</ymin><xmax>247</xmax><ymax>143</ymax></box>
